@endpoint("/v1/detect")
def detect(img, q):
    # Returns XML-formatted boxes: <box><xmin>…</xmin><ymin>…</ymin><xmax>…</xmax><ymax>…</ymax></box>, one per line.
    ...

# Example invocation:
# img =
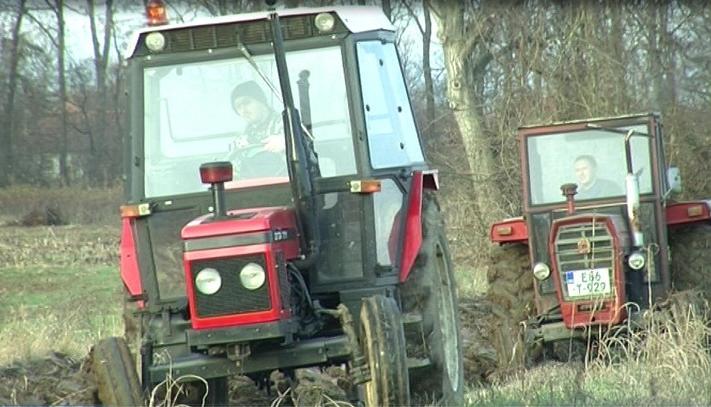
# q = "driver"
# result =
<box><xmin>230</xmin><ymin>80</ymin><xmax>285</xmax><ymax>153</ymax></box>
<box><xmin>573</xmin><ymin>155</ymin><xmax>621</xmax><ymax>199</ymax></box>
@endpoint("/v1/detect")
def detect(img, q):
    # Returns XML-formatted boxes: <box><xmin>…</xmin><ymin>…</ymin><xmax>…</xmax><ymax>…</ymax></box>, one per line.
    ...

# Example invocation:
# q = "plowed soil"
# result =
<box><xmin>0</xmin><ymin>296</ymin><xmax>497</xmax><ymax>406</ymax></box>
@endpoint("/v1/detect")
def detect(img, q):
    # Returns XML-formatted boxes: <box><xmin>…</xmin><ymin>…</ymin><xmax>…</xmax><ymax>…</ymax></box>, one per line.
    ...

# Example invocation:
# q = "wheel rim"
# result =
<box><xmin>435</xmin><ymin>242</ymin><xmax>460</xmax><ymax>391</ymax></box>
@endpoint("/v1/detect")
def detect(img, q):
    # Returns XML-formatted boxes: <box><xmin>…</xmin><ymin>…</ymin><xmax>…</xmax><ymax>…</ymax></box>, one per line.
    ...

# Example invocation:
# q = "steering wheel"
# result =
<box><xmin>227</xmin><ymin>142</ymin><xmax>288</xmax><ymax>179</ymax></box>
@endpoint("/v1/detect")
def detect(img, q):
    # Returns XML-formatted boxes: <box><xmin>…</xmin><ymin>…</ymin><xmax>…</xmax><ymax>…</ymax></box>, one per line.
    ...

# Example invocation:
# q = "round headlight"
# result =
<box><xmin>628</xmin><ymin>251</ymin><xmax>646</xmax><ymax>270</ymax></box>
<box><xmin>195</xmin><ymin>267</ymin><xmax>222</xmax><ymax>295</ymax></box>
<box><xmin>240</xmin><ymin>263</ymin><xmax>266</xmax><ymax>290</ymax></box>
<box><xmin>533</xmin><ymin>262</ymin><xmax>551</xmax><ymax>281</ymax></box>
<box><xmin>145</xmin><ymin>32</ymin><xmax>166</xmax><ymax>52</ymax></box>
<box><xmin>314</xmin><ymin>13</ymin><xmax>335</xmax><ymax>33</ymax></box>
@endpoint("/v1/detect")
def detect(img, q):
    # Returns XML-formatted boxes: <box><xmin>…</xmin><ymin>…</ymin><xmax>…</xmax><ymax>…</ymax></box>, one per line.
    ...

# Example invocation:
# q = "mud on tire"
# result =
<box><xmin>486</xmin><ymin>243</ymin><xmax>534</xmax><ymax>369</ymax></box>
<box><xmin>91</xmin><ymin>337</ymin><xmax>143</xmax><ymax>407</ymax></box>
<box><xmin>360</xmin><ymin>295</ymin><xmax>410</xmax><ymax>407</ymax></box>
<box><xmin>401</xmin><ymin>195</ymin><xmax>464</xmax><ymax>404</ymax></box>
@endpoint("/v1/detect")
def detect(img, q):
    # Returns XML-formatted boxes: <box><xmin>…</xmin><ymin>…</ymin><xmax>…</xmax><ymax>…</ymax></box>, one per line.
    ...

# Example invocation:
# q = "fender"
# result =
<box><xmin>666</xmin><ymin>200</ymin><xmax>711</xmax><ymax>227</ymax></box>
<box><xmin>120</xmin><ymin>217</ymin><xmax>144</xmax><ymax>308</ymax></box>
<box><xmin>490</xmin><ymin>217</ymin><xmax>529</xmax><ymax>244</ymax></box>
<box><xmin>399</xmin><ymin>170</ymin><xmax>439</xmax><ymax>282</ymax></box>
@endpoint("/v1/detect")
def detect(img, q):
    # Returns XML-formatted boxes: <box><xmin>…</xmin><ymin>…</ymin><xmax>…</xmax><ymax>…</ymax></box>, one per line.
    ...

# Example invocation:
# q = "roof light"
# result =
<box><xmin>146</xmin><ymin>0</ymin><xmax>168</xmax><ymax>26</ymax></box>
<box><xmin>314</xmin><ymin>13</ymin><xmax>335</xmax><ymax>33</ymax></box>
<box><xmin>145</xmin><ymin>32</ymin><xmax>166</xmax><ymax>52</ymax></box>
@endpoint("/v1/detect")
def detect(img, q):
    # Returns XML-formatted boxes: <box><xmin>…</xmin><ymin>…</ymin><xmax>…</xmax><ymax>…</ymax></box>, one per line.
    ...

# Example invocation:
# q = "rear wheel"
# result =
<box><xmin>359</xmin><ymin>295</ymin><xmax>410</xmax><ymax>407</ymax></box>
<box><xmin>402</xmin><ymin>196</ymin><xmax>464</xmax><ymax>404</ymax></box>
<box><xmin>487</xmin><ymin>243</ymin><xmax>534</xmax><ymax>369</ymax></box>
<box><xmin>92</xmin><ymin>337</ymin><xmax>144</xmax><ymax>407</ymax></box>
<box><xmin>669</xmin><ymin>224</ymin><xmax>711</xmax><ymax>297</ymax></box>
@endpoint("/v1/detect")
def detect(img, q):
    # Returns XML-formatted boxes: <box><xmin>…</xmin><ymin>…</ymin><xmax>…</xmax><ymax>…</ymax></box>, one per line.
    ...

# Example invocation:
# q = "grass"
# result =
<box><xmin>0</xmin><ymin>222</ymin><xmax>123</xmax><ymax>365</ymax></box>
<box><xmin>465</xmin><ymin>293</ymin><xmax>711</xmax><ymax>406</ymax></box>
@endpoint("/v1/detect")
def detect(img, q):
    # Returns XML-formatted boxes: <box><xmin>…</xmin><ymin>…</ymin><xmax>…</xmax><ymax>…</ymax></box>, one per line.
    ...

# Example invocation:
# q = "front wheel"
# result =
<box><xmin>91</xmin><ymin>337</ymin><xmax>143</xmax><ymax>407</ymax></box>
<box><xmin>359</xmin><ymin>295</ymin><xmax>410</xmax><ymax>407</ymax></box>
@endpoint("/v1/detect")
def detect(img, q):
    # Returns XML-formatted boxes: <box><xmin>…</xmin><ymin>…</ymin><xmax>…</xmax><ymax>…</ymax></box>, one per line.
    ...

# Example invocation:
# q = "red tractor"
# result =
<box><xmin>489</xmin><ymin>113</ymin><xmax>711</xmax><ymax>363</ymax></box>
<box><xmin>91</xmin><ymin>4</ymin><xmax>463</xmax><ymax>406</ymax></box>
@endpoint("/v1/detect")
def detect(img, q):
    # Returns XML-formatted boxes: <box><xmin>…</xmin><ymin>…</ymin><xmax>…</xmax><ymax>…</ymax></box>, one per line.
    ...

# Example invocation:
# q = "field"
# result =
<box><xmin>2</xmin><ymin>187</ymin><xmax>711</xmax><ymax>405</ymax></box>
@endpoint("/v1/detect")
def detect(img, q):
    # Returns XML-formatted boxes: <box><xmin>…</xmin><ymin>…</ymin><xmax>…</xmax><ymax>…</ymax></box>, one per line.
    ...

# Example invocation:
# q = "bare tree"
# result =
<box><xmin>0</xmin><ymin>0</ymin><xmax>27</xmax><ymax>186</ymax></box>
<box><xmin>86</xmin><ymin>0</ymin><xmax>114</xmax><ymax>185</ymax></box>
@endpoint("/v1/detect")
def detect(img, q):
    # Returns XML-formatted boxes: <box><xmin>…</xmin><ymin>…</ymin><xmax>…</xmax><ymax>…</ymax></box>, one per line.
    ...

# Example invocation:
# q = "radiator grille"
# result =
<box><xmin>555</xmin><ymin>220</ymin><xmax>615</xmax><ymax>300</ymax></box>
<box><xmin>191</xmin><ymin>255</ymin><xmax>271</xmax><ymax>318</ymax></box>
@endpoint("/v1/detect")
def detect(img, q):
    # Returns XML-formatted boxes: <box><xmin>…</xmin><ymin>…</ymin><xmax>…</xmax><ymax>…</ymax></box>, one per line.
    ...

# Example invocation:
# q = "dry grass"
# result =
<box><xmin>0</xmin><ymin>225</ymin><xmax>119</xmax><ymax>267</ymax></box>
<box><xmin>0</xmin><ymin>305</ymin><xmax>122</xmax><ymax>366</ymax></box>
<box><xmin>0</xmin><ymin>185</ymin><xmax>121</xmax><ymax>226</ymax></box>
<box><xmin>466</xmin><ymin>291</ymin><xmax>711</xmax><ymax>406</ymax></box>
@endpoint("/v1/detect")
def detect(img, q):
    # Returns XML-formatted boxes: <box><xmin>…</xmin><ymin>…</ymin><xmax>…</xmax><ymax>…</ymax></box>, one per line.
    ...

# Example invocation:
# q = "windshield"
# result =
<box><xmin>142</xmin><ymin>46</ymin><xmax>356</xmax><ymax>198</ymax></box>
<box><xmin>527</xmin><ymin>124</ymin><xmax>653</xmax><ymax>205</ymax></box>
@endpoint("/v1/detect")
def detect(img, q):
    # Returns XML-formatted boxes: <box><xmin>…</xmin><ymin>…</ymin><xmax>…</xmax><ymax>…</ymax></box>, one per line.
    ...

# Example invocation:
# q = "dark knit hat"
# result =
<box><xmin>231</xmin><ymin>80</ymin><xmax>267</xmax><ymax>108</ymax></box>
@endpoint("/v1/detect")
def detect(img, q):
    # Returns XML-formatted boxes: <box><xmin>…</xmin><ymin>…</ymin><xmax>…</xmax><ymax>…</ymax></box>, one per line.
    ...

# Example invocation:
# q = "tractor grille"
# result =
<box><xmin>135</xmin><ymin>14</ymin><xmax>347</xmax><ymax>56</ymax></box>
<box><xmin>191</xmin><ymin>255</ymin><xmax>271</xmax><ymax>318</ymax></box>
<box><xmin>555</xmin><ymin>220</ymin><xmax>615</xmax><ymax>299</ymax></box>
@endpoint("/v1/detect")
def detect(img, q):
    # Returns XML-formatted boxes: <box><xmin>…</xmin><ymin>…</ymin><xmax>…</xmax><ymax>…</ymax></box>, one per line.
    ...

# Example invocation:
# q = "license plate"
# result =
<box><xmin>564</xmin><ymin>268</ymin><xmax>611</xmax><ymax>297</ymax></box>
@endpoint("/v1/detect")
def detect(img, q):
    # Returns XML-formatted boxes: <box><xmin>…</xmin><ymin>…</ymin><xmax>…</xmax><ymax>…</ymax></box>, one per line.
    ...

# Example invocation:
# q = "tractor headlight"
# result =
<box><xmin>145</xmin><ymin>32</ymin><xmax>166</xmax><ymax>52</ymax></box>
<box><xmin>533</xmin><ymin>262</ymin><xmax>551</xmax><ymax>281</ymax></box>
<box><xmin>195</xmin><ymin>267</ymin><xmax>222</xmax><ymax>295</ymax></box>
<box><xmin>239</xmin><ymin>263</ymin><xmax>266</xmax><ymax>290</ymax></box>
<box><xmin>628</xmin><ymin>251</ymin><xmax>646</xmax><ymax>270</ymax></box>
<box><xmin>314</xmin><ymin>13</ymin><xmax>335</xmax><ymax>33</ymax></box>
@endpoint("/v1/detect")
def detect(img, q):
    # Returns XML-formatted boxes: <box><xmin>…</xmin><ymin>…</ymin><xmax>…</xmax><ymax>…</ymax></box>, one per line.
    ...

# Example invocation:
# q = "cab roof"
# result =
<box><xmin>126</xmin><ymin>6</ymin><xmax>394</xmax><ymax>58</ymax></box>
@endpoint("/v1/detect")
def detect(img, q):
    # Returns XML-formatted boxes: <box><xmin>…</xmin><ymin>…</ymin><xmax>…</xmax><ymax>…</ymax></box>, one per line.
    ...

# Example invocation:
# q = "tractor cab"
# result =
<box><xmin>105</xmin><ymin>6</ymin><xmax>463</xmax><ymax>406</ymax></box>
<box><xmin>122</xmin><ymin>7</ymin><xmax>426</xmax><ymax>305</ymax></box>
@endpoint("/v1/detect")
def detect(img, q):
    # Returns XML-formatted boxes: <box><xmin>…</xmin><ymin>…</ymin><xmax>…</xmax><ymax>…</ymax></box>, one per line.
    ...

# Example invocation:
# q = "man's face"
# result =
<box><xmin>574</xmin><ymin>159</ymin><xmax>594</xmax><ymax>187</ymax></box>
<box><xmin>233</xmin><ymin>96</ymin><xmax>268</xmax><ymax>124</ymax></box>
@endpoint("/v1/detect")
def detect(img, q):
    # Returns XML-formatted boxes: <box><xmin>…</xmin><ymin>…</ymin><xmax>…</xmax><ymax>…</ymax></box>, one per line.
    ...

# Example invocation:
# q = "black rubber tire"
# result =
<box><xmin>359</xmin><ymin>295</ymin><xmax>410</xmax><ymax>407</ymax></box>
<box><xmin>92</xmin><ymin>336</ymin><xmax>144</xmax><ymax>407</ymax></box>
<box><xmin>486</xmin><ymin>243</ymin><xmax>534</xmax><ymax>369</ymax></box>
<box><xmin>401</xmin><ymin>195</ymin><xmax>464</xmax><ymax>405</ymax></box>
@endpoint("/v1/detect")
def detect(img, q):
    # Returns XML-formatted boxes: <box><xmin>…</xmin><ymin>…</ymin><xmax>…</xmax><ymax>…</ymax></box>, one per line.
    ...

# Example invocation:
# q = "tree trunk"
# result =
<box><xmin>0</xmin><ymin>0</ymin><xmax>26</xmax><ymax>187</ymax></box>
<box><xmin>88</xmin><ymin>0</ymin><xmax>114</xmax><ymax>186</ymax></box>
<box><xmin>422</xmin><ymin>2</ymin><xmax>434</xmax><ymax>133</ymax></box>
<box><xmin>430</xmin><ymin>1</ymin><xmax>505</xmax><ymax>221</ymax></box>
<box><xmin>56</xmin><ymin>0</ymin><xmax>70</xmax><ymax>186</ymax></box>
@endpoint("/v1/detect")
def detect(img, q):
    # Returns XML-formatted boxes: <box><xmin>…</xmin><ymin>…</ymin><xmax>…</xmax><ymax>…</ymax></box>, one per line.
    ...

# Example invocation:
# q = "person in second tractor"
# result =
<box><xmin>573</xmin><ymin>154</ymin><xmax>621</xmax><ymax>199</ymax></box>
<box><xmin>229</xmin><ymin>80</ymin><xmax>287</xmax><ymax>178</ymax></box>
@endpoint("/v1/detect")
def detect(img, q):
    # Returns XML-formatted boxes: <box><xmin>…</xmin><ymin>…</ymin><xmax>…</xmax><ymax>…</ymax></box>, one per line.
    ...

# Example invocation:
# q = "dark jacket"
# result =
<box><xmin>577</xmin><ymin>178</ymin><xmax>622</xmax><ymax>200</ymax></box>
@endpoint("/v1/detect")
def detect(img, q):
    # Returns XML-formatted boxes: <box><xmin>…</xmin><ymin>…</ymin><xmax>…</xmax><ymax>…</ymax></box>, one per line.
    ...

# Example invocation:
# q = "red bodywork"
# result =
<box><xmin>490</xmin><ymin>217</ymin><xmax>529</xmax><ymax>245</ymax></box>
<box><xmin>182</xmin><ymin>206</ymin><xmax>300</xmax><ymax>330</ymax></box>
<box><xmin>549</xmin><ymin>215</ymin><xmax>627</xmax><ymax>329</ymax></box>
<box><xmin>665</xmin><ymin>201</ymin><xmax>711</xmax><ymax>226</ymax></box>
<box><xmin>399</xmin><ymin>170</ymin><xmax>439</xmax><ymax>282</ymax></box>
<box><xmin>120</xmin><ymin>217</ymin><xmax>144</xmax><ymax>308</ymax></box>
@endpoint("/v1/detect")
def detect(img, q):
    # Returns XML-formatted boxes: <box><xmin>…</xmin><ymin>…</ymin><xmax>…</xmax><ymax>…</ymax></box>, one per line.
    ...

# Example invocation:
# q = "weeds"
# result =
<box><xmin>466</xmin><ymin>290</ymin><xmax>711</xmax><ymax>406</ymax></box>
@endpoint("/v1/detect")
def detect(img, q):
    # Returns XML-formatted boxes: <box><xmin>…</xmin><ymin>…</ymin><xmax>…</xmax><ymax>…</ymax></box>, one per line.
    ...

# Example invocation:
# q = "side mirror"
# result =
<box><xmin>667</xmin><ymin>166</ymin><xmax>682</xmax><ymax>195</ymax></box>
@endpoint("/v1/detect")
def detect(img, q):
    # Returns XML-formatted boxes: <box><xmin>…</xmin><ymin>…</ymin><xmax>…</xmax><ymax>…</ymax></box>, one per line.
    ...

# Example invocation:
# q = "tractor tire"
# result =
<box><xmin>401</xmin><ymin>195</ymin><xmax>464</xmax><ymax>405</ymax></box>
<box><xmin>359</xmin><ymin>295</ymin><xmax>410</xmax><ymax>407</ymax></box>
<box><xmin>91</xmin><ymin>337</ymin><xmax>144</xmax><ymax>407</ymax></box>
<box><xmin>669</xmin><ymin>224</ymin><xmax>711</xmax><ymax>297</ymax></box>
<box><xmin>486</xmin><ymin>243</ymin><xmax>534</xmax><ymax>370</ymax></box>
